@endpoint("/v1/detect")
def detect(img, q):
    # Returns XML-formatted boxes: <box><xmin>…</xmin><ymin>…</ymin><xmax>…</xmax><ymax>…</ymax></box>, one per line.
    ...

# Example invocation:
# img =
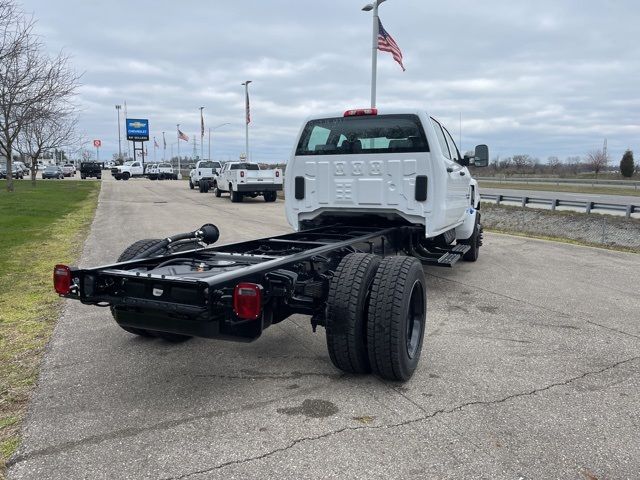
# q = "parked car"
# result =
<box><xmin>42</xmin><ymin>165</ymin><xmax>64</xmax><ymax>179</ymax></box>
<box><xmin>112</xmin><ymin>160</ymin><xmax>144</xmax><ymax>180</ymax></box>
<box><xmin>212</xmin><ymin>162</ymin><xmax>282</xmax><ymax>202</ymax></box>
<box><xmin>146</xmin><ymin>164</ymin><xmax>159</xmax><ymax>180</ymax></box>
<box><xmin>189</xmin><ymin>160</ymin><xmax>222</xmax><ymax>191</ymax></box>
<box><xmin>156</xmin><ymin>163</ymin><xmax>177</xmax><ymax>180</ymax></box>
<box><xmin>62</xmin><ymin>164</ymin><xmax>76</xmax><ymax>177</ymax></box>
<box><xmin>80</xmin><ymin>162</ymin><xmax>102</xmax><ymax>179</ymax></box>
<box><xmin>1</xmin><ymin>164</ymin><xmax>25</xmax><ymax>179</ymax></box>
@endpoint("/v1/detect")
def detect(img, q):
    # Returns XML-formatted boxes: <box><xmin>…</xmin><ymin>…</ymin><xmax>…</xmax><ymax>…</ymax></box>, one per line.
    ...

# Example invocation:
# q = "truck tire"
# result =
<box><xmin>458</xmin><ymin>213</ymin><xmax>482</xmax><ymax>262</ymax></box>
<box><xmin>326</xmin><ymin>253</ymin><xmax>381</xmax><ymax>374</ymax></box>
<box><xmin>367</xmin><ymin>256</ymin><xmax>427</xmax><ymax>382</ymax></box>
<box><xmin>213</xmin><ymin>183</ymin><xmax>222</xmax><ymax>197</ymax></box>
<box><xmin>189</xmin><ymin>180</ymin><xmax>194</xmax><ymax>189</ymax></box>
<box><xmin>122</xmin><ymin>172</ymin><xmax>130</xmax><ymax>181</ymax></box>
<box><xmin>111</xmin><ymin>238</ymin><xmax>192</xmax><ymax>342</ymax></box>
<box><xmin>263</xmin><ymin>191</ymin><xmax>277</xmax><ymax>202</ymax></box>
<box><xmin>230</xmin><ymin>187</ymin><xmax>242</xmax><ymax>203</ymax></box>
<box><xmin>200</xmin><ymin>181</ymin><xmax>209</xmax><ymax>193</ymax></box>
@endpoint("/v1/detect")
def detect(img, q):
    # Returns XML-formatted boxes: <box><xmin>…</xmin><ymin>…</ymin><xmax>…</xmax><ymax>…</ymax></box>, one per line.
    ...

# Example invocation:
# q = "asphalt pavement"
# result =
<box><xmin>8</xmin><ymin>176</ymin><xmax>640</xmax><ymax>479</ymax></box>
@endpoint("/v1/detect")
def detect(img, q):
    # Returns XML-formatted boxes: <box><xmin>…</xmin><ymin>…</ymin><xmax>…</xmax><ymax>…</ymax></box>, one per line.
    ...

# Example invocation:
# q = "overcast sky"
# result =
<box><xmin>21</xmin><ymin>0</ymin><xmax>640</xmax><ymax>164</ymax></box>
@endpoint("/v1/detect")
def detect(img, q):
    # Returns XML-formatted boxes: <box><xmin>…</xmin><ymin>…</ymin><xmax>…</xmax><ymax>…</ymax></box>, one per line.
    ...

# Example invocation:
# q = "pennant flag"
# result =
<box><xmin>378</xmin><ymin>18</ymin><xmax>405</xmax><ymax>71</ymax></box>
<box><xmin>178</xmin><ymin>129</ymin><xmax>189</xmax><ymax>142</ymax></box>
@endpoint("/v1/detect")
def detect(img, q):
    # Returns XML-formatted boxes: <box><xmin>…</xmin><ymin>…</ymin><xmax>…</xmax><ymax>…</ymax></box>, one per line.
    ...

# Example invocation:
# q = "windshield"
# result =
<box><xmin>123</xmin><ymin>161</ymin><xmax>133</xmax><ymax>166</ymax></box>
<box><xmin>45</xmin><ymin>166</ymin><xmax>58</xmax><ymax>171</ymax></box>
<box><xmin>159</xmin><ymin>164</ymin><xmax>171</xmax><ymax>168</ymax></box>
<box><xmin>296</xmin><ymin>114</ymin><xmax>429</xmax><ymax>156</ymax></box>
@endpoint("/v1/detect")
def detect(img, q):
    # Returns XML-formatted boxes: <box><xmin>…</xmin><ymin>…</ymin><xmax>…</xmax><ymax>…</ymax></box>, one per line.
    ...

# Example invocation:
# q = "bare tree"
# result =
<box><xmin>512</xmin><ymin>154</ymin><xmax>532</xmax><ymax>173</ymax></box>
<box><xmin>0</xmin><ymin>1</ymin><xmax>80</xmax><ymax>192</ymax></box>
<box><xmin>586</xmin><ymin>149</ymin><xmax>609</xmax><ymax>178</ymax></box>
<box><xmin>16</xmin><ymin>112</ymin><xmax>78</xmax><ymax>184</ymax></box>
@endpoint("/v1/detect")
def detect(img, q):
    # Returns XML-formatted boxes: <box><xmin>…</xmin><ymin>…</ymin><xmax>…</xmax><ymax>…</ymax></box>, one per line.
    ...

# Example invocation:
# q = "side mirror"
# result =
<box><xmin>473</xmin><ymin>144</ymin><xmax>489</xmax><ymax>167</ymax></box>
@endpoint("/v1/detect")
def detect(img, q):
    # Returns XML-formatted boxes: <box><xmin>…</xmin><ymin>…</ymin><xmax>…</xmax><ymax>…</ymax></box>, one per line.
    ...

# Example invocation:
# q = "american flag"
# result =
<box><xmin>154</xmin><ymin>137</ymin><xmax>159</xmax><ymax>149</ymax></box>
<box><xmin>178</xmin><ymin>129</ymin><xmax>189</xmax><ymax>142</ymax></box>
<box><xmin>377</xmin><ymin>18</ymin><xmax>405</xmax><ymax>71</ymax></box>
<box><xmin>162</xmin><ymin>132</ymin><xmax>166</xmax><ymax>149</ymax></box>
<box><xmin>200</xmin><ymin>109</ymin><xmax>205</xmax><ymax>138</ymax></box>
<box><xmin>245</xmin><ymin>89</ymin><xmax>251</xmax><ymax>124</ymax></box>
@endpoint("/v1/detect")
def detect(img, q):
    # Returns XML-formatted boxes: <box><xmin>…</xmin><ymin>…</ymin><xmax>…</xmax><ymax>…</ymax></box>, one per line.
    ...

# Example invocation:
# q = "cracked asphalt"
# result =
<box><xmin>8</xmin><ymin>176</ymin><xmax>640</xmax><ymax>479</ymax></box>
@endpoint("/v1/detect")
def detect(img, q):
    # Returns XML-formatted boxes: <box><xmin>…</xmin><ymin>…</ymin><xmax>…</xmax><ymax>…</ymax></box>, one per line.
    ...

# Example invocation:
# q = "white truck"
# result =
<box><xmin>55</xmin><ymin>107</ymin><xmax>488</xmax><ymax>382</ymax></box>
<box><xmin>111</xmin><ymin>161</ymin><xmax>144</xmax><ymax>180</ymax></box>
<box><xmin>212</xmin><ymin>161</ymin><xmax>283</xmax><ymax>202</ymax></box>
<box><xmin>189</xmin><ymin>160</ymin><xmax>222</xmax><ymax>192</ymax></box>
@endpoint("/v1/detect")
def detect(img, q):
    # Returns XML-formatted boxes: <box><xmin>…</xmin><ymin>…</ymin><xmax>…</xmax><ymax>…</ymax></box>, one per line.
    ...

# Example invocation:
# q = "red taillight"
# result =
<box><xmin>240</xmin><ymin>170</ymin><xmax>245</xmax><ymax>178</ymax></box>
<box><xmin>233</xmin><ymin>283</ymin><xmax>263</xmax><ymax>320</ymax></box>
<box><xmin>53</xmin><ymin>264</ymin><xmax>71</xmax><ymax>295</ymax></box>
<box><xmin>344</xmin><ymin>108</ymin><xmax>378</xmax><ymax>117</ymax></box>
<box><xmin>275</xmin><ymin>170</ymin><xmax>280</xmax><ymax>178</ymax></box>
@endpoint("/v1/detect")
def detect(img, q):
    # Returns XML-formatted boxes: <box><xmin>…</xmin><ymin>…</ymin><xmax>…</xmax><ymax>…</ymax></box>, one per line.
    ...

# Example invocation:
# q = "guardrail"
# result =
<box><xmin>480</xmin><ymin>193</ymin><xmax>640</xmax><ymax>218</ymax></box>
<box><xmin>477</xmin><ymin>176</ymin><xmax>640</xmax><ymax>189</ymax></box>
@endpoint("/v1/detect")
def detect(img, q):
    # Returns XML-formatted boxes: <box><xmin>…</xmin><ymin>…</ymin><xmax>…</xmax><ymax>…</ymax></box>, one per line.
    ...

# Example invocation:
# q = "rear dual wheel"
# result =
<box><xmin>325</xmin><ymin>254</ymin><xmax>427</xmax><ymax>381</ymax></box>
<box><xmin>111</xmin><ymin>239</ymin><xmax>192</xmax><ymax>343</ymax></box>
<box><xmin>263</xmin><ymin>191</ymin><xmax>277</xmax><ymax>202</ymax></box>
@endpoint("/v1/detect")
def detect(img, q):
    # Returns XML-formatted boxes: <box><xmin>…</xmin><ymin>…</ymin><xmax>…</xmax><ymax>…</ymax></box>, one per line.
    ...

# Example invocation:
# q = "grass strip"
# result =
<box><xmin>479</xmin><ymin>181</ymin><xmax>640</xmax><ymax>197</ymax></box>
<box><xmin>0</xmin><ymin>180</ymin><xmax>101</xmax><ymax>477</ymax></box>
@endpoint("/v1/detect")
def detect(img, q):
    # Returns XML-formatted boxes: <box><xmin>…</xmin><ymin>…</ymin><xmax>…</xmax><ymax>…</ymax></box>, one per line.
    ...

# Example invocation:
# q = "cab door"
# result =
<box><xmin>431</xmin><ymin>118</ymin><xmax>469</xmax><ymax>226</ymax></box>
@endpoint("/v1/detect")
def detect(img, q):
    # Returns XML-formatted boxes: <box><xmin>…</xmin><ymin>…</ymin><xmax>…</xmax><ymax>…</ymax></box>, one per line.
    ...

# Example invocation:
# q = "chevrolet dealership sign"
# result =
<box><xmin>126</xmin><ymin>118</ymin><xmax>149</xmax><ymax>141</ymax></box>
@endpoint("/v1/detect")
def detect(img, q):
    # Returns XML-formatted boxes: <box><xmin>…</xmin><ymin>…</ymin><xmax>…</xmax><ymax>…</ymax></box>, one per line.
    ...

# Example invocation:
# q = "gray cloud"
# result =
<box><xmin>22</xmin><ymin>0</ymin><xmax>640</xmax><ymax>163</ymax></box>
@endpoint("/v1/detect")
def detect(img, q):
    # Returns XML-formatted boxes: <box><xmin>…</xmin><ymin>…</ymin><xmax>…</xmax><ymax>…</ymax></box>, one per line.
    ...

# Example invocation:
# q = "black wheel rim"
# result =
<box><xmin>406</xmin><ymin>280</ymin><xmax>425</xmax><ymax>359</ymax></box>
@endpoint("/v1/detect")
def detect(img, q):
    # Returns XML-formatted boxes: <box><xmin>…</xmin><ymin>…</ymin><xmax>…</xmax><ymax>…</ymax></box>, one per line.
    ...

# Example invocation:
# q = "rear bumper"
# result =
<box><xmin>236</xmin><ymin>183</ymin><xmax>283</xmax><ymax>193</ymax></box>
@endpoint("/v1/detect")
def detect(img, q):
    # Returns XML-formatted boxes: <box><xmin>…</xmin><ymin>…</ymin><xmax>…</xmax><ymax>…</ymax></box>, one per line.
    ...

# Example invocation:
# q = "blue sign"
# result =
<box><xmin>126</xmin><ymin>118</ymin><xmax>149</xmax><ymax>141</ymax></box>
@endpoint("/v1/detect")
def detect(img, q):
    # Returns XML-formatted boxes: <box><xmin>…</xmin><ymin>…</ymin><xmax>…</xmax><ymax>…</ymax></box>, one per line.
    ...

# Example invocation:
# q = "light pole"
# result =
<box><xmin>362</xmin><ymin>0</ymin><xmax>386</xmax><ymax>108</ymax></box>
<box><xmin>199</xmin><ymin>106</ymin><xmax>205</xmax><ymax>161</ymax></box>
<box><xmin>115</xmin><ymin>105</ymin><xmax>122</xmax><ymax>160</ymax></box>
<box><xmin>209</xmin><ymin>123</ymin><xmax>231</xmax><ymax>162</ymax></box>
<box><xmin>241</xmin><ymin>80</ymin><xmax>252</xmax><ymax>160</ymax></box>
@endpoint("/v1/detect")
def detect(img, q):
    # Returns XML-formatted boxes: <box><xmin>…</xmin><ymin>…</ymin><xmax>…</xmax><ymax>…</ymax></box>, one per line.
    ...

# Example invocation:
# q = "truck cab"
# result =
<box><xmin>285</xmin><ymin>108</ymin><xmax>488</xmax><ymax>242</ymax></box>
<box><xmin>112</xmin><ymin>161</ymin><xmax>144</xmax><ymax>180</ymax></box>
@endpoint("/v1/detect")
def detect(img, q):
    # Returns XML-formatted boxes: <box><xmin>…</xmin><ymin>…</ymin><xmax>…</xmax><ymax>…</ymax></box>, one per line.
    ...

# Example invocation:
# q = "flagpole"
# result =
<box><xmin>176</xmin><ymin>124</ymin><xmax>182</xmax><ymax>179</ymax></box>
<box><xmin>242</xmin><ymin>80</ymin><xmax>252</xmax><ymax>160</ymax></box>
<box><xmin>371</xmin><ymin>2</ymin><xmax>380</xmax><ymax>108</ymax></box>
<box><xmin>199</xmin><ymin>106</ymin><xmax>205</xmax><ymax>160</ymax></box>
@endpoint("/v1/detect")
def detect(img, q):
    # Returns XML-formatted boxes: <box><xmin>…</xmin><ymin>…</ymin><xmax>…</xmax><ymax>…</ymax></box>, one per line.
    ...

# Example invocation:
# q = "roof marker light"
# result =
<box><xmin>344</xmin><ymin>108</ymin><xmax>378</xmax><ymax>117</ymax></box>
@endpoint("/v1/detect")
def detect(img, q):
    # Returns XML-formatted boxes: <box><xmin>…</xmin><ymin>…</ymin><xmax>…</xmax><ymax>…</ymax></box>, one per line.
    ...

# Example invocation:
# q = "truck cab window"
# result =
<box><xmin>430</xmin><ymin>118</ymin><xmax>451</xmax><ymax>160</ymax></box>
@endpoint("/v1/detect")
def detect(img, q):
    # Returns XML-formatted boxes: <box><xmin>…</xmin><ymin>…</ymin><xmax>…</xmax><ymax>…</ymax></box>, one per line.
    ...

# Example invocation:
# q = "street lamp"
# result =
<box><xmin>115</xmin><ymin>105</ymin><xmax>122</xmax><ymax>160</ymax></box>
<box><xmin>209</xmin><ymin>123</ymin><xmax>231</xmax><ymax>162</ymax></box>
<box><xmin>241</xmin><ymin>80</ymin><xmax>252</xmax><ymax>160</ymax></box>
<box><xmin>361</xmin><ymin>0</ymin><xmax>386</xmax><ymax>108</ymax></box>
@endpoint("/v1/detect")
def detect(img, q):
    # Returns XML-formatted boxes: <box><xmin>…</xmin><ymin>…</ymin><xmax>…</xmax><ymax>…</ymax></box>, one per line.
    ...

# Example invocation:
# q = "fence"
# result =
<box><xmin>480</xmin><ymin>193</ymin><xmax>639</xmax><ymax>219</ymax></box>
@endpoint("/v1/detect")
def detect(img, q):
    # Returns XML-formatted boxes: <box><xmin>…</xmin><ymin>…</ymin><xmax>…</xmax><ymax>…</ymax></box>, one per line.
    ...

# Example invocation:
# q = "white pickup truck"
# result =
<box><xmin>189</xmin><ymin>160</ymin><xmax>222</xmax><ymax>192</ymax></box>
<box><xmin>212</xmin><ymin>162</ymin><xmax>283</xmax><ymax>202</ymax></box>
<box><xmin>112</xmin><ymin>161</ymin><xmax>145</xmax><ymax>181</ymax></box>
<box><xmin>285</xmin><ymin>108</ymin><xmax>488</xmax><ymax>260</ymax></box>
<box><xmin>55</xmin><ymin>107</ymin><xmax>489</xmax><ymax>382</ymax></box>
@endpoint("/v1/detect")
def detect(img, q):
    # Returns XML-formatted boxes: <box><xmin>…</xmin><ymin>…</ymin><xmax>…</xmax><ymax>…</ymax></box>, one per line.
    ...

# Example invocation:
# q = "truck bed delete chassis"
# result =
<box><xmin>62</xmin><ymin>224</ymin><xmax>468</xmax><ymax>341</ymax></box>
